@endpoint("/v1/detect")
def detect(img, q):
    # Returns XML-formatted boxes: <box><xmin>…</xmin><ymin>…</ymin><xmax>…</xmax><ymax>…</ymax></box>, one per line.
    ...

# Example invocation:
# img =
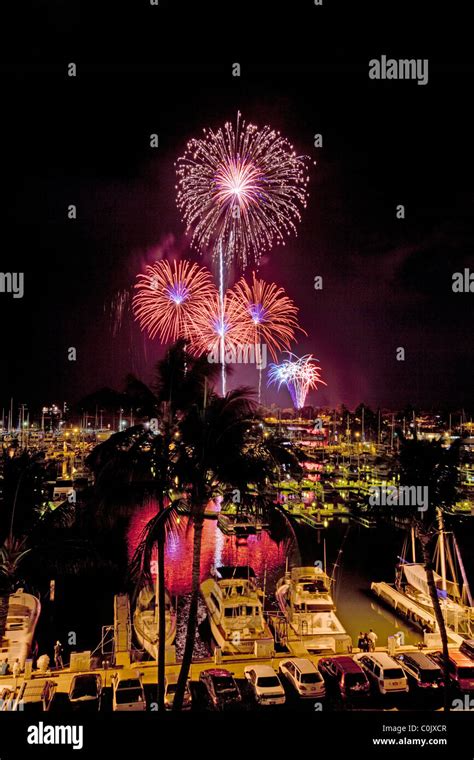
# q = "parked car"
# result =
<box><xmin>460</xmin><ymin>640</ymin><xmax>474</xmax><ymax>660</ymax></box>
<box><xmin>111</xmin><ymin>670</ymin><xmax>146</xmax><ymax>711</ymax></box>
<box><xmin>428</xmin><ymin>650</ymin><xmax>474</xmax><ymax>693</ymax></box>
<box><xmin>244</xmin><ymin>665</ymin><xmax>286</xmax><ymax>706</ymax></box>
<box><xmin>395</xmin><ymin>652</ymin><xmax>443</xmax><ymax>690</ymax></box>
<box><xmin>317</xmin><ymin>656</ymin><xmax>370</xmax><ymax>700</ymax></box>
<box><xmin>68</xmin><ymin>673</ymin><xmax>103</xmax><ymax>711</ymax></box>
<box><xmin>199</xmin><ymin>669</ymin><xmax>241</xmax><ymax>710</ymax></box>
<box><xmin>353</xmin><ymin>653</ymin><xmax>409</xmax><ymax>695</ymax></box>
<box><xmin>278</xmin><ymin>658</ymin><xmax>325</xmax><ymax>699</ymax></box>
<box><xmin>0</xmin><ymin>686</ymin><xmax>16</xmax><ymax>711</ymax></box>
<box><xmin>164</xmin><ymin>674</ymin><xmax>192</xmax><ymax>710</ymax></box>
<box><xmin>12</xmin><ymin>679</ymin><xmax>57</xmax><ymax>712</ymax></box>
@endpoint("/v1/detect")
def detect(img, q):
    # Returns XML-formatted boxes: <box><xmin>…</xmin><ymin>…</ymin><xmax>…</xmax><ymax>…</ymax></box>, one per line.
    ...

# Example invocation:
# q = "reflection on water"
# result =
<box><xmin>127</xmin><ymin>501</ymin><xmax>288</xmax><ymax>597</ymax></box>
<box><xmin>127</xmin><ymin>501</ymin><xmax>434</xmax><ymax>653</ymax></box>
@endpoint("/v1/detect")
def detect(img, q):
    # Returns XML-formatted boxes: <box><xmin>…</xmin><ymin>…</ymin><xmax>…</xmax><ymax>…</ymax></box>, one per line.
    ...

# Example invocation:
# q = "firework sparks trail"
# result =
<box><xmin>268</xmin><ymin>353</ymin><xmax>326</xmax><ymax>409</ymax></box>
<box><xmin>186</xmin><ymin>289</ymin><xmax>254</xmax><ymax>364</ymax></box>
<box><xmin>132</xmin><ymin>259</ymin><xmax>217</xmax><ymax>343</ymax></box>
<box><xmin>176</xmin><ymin>113</ymin><xmax>310</xmax><ymax>395</ymax></box>
<box><xmin>176</xmin><ymin>112</ymin><xmax>310</xmax><ymax>270</ymax></box>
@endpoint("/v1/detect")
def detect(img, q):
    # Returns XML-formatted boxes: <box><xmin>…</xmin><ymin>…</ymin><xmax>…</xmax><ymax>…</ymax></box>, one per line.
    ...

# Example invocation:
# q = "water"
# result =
<box><xmin>36</xmin><ymin>504</ymin><xmax>474</xmax><ymax>663</ymax></box>
<box><xmin>127</xmin><ymin>503</ymin><xmax>425</xmax><ymax>654</ymax></box>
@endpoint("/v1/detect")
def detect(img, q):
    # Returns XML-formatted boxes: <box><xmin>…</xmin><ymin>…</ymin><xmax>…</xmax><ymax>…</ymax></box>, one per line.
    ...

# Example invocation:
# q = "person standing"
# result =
<box><xmin>12</xmin><ymin>658</ymin><xmax>21</xmax><ymax>687</ymax></box>
<box><xmin>54</xmin><ymin>641</ymin><xmax>64</xmax><ymax>669</ymax></box>
<box><xmin>367</xmin><ymin>628</ymin><xmax>378</xmax><ymax>652</ymax></box>
<box><xmin>357</xmin><ymin>632</ymin><xmax>365</xmax><ymax>650</ymax></box>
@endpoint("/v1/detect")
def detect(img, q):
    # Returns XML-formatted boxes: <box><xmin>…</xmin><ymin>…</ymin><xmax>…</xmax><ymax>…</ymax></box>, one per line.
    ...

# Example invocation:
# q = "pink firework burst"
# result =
<box><xmin>176</xmin><ymin>112</ymin><xmax>310</xmax><ymax>269</ymax></box>
<box><xmin>229</xmin><ymin>272</ymin><xmax>306</xmax><ymax>361</ymax></box>
<box><xmin>186</xmin><ymin>290</ymin><xmax>253</xmax><ymax>361</ymax></box>
<box><xmin>132</xmin><ymin>259</ymin><xmax>217</xmax><ymax>343</ymax></box>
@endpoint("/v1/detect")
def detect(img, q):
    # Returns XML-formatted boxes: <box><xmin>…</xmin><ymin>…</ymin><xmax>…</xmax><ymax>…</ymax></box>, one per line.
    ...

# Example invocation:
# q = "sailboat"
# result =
<box><xmin>132</xmin><ymin>585</ymin><xmax>176</xmax><ymax>660</ymax></box>
<box><xmin>372</xmin><ymin>511</ymin><xmax>474</xmax><ymax>640</ymax></box>
<box><xmin>0</xmin><ymin>589</ymin><xmax>41</xmax><ymax>668</ymax></box>
<box><xmin>395</xmin><ymin>515</ymin><xmax>474</xmax><ymax>636</ymax></box>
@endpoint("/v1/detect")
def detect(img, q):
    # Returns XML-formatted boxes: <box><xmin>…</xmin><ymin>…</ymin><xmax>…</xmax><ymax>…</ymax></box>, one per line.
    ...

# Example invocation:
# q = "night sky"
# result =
<box><xmin>1</xmin><ymin>12</ymin><xmax>473</xmax><ymax>415</ymax></box>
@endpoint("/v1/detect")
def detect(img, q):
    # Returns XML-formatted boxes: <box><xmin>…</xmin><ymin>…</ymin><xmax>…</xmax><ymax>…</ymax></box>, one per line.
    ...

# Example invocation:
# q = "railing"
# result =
<box><xmin>265</xmin><ymin>612</ymin><xmax>288</xmax><ymax>646</ymax></box>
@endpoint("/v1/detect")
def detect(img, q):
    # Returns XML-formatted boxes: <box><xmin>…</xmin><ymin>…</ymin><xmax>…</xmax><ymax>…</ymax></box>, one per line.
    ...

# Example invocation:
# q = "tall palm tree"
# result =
<box><xmin>172</xmin><ymin>387</ymin><xmax>290</xmax><ymax>710</ymax></box>
<box><xmin>88</xmin><ymin>421</ymin><xmax>178</xmax><ymax>711</ymax></box>
<box><xmin>398</xmin><ymin>430</ymin><xmax>461</xmax><ymax>711</ymax></box>
<box><xmin>87</xmin><ymin>342</ymin><xmax>218</xmax><ymax>711</ymax></box>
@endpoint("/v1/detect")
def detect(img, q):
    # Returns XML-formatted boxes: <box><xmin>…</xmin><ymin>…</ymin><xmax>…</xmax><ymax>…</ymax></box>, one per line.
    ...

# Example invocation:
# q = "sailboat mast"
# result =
<box><xmin>453</xmin><ymin>533</ymin><xmax>473</xmax><ymax>607</ymax></box>
<box><xmin>437</xmin><ymin>508</ymin><xmax>447</xmax><ymax>592</ymax></box>
<box><xmin>411</xmin><ymin>525</ymin><xmax>416</xmax><ymax>563</ymax></box>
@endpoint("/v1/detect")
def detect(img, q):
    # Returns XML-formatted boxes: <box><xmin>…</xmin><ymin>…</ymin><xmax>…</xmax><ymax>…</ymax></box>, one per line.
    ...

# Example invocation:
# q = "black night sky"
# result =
<box><xmin>1</xmin><ymin>10</ymin><xmax>473</xmax><ymax>415</ymax></box>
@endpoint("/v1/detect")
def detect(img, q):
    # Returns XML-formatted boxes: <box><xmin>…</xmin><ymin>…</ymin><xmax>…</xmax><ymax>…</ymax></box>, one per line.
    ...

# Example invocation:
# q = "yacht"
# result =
<box><xmin>0</xmin><ymin>589</ymin><xmax>41</xmax><ymax>668</ymax></box>
<box><xmin>201</xmin><ymin>566</ymin><xmax>274</xmax><ymax>655</ymax></box>
<box><xmin>132</xmin><ymin>586</ymin><xmax>176</xmax><ymax>660</ymax></box>
<box><xmin>275</xmin><ymin>566</ymin><xmax>351</xmax><ymax>653</ymax></box>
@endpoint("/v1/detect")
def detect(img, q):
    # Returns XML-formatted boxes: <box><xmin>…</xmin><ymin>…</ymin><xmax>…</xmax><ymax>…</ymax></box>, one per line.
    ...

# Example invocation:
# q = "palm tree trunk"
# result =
<box><xmin>157</xmin><ymin>528</ymin><xmax>166</xmax><ymax>712</ymax></box>
<box><xmin>0</xmin><ymin>591</ymin><xmax>9</xmax><ymax>641</ymax></box>
<box><xmin>419</xmin><ymin>531</ymin><xmax>451</xmax><ymax>711</ymax></box>
<box><xmin>173</xmin><ymin>514</ymin><xmax>204</xmax><ymax>710</ymax></box>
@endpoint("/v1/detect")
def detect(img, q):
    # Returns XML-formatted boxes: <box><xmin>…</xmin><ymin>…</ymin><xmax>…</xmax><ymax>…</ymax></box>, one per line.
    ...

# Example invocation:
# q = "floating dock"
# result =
<box><xmin>371</xmin><ymin>581</ymin><xmax>464</xmax><ymax>646</ymax></box>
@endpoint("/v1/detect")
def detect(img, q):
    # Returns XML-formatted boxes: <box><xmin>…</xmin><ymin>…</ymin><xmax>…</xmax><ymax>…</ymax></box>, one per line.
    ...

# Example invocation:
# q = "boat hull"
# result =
<box><xmin>133</xmin><ymin>588</ymin><xmax>176</xmax><ymax>660</ymax></box>
<box><xmin>1</xmin><ymin>589</ymin><xmax>41</xmax><ymax>669</ymax></box>
<box><xmin>201</xmin><ymin>577</ymin><xmax>274</xmax><ymax>655</ymax></box>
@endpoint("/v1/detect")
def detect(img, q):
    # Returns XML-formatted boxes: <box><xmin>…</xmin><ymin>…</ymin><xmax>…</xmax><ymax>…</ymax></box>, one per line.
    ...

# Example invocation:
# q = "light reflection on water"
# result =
<box><xmin>127</xmin><ymin>501</ymin><xmax>423</xmax><ymax>654</ymax></box>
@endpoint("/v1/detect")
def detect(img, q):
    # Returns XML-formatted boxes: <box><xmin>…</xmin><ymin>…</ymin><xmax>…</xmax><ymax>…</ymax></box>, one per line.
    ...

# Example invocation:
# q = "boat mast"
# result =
<box><xmin>453</xmin><ymin>533</ymin><xmax>473</xmax><ymax>607</ymax></box>
<box><xmin>437</xmin><ymin>508</ymin><xmax>447</xmax><ymax>593</ymax></box>
<box><xmin>411</xmin><ymin>525</ymin><xmax>416</xmax><ymax>563</ymax></box>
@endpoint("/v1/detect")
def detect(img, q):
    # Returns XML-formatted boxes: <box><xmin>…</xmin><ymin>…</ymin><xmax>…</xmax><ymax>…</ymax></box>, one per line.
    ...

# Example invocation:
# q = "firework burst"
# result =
<box><xmin>186</xmin><ymin>290</ymin><xmax>253</xmax><ymax>362</ymax></box>
<box><xmin>229</xmin><ymin>272</ymin><xmax>305</xmax><ymax>361</ymax></box>
<box><xmin>132</xmin><ymin>259</ymin><xmax>217</xmax><ymax>343</ymax></box>
<box><xmin>268</xmin><ymin>353</ymin><xmax>326</xmax><ymax>409</ymax></box>
<box><xmin>176</xmin><ymin>112</ymin><xmax>310</xmax><ymax>269</ymax></box>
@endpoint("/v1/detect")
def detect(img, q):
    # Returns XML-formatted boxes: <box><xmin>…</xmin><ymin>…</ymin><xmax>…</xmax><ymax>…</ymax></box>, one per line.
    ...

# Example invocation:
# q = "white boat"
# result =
<box><xmin>201</xmin><ymin>566</ymin><xmax>274</xmax><ymax>655</ymax></box>
<box><xmin>0</xmin><ymin>589</ymin><xmax>41</xmax><ymax>668</ymax></box>
<box><xmin>132</xmin><ymin>586</ymin><xmax>176</xmax><ymax>660</ymax></box>
<box><xmin>276</xmin><ymin>566</ymin><xmax>351</xmax><ymax>653</ymax></box>
<box><xmin>392</xmin><ymin>517</ymin><xmax>474</xmax><ymax>637</ymax></box>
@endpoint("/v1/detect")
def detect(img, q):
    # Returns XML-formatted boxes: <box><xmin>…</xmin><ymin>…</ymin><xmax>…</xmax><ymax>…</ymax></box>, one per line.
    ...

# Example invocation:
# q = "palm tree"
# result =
<box><xmin>398</xmin><ymin>430</ymin><xmax>461</xmax><ymax>711</ymax></box>
<box><xmin>172</xmin><ymin>387</ymin><xmax>291</xmax><ymax>709</ymax></box>
<box><xmin>88</xmin><ymin>420</ymin><xmax>178</xmax><ymax>711</ymax></box>
<box><xmin>0</xmin><ymin>536</ymin><xmax>31</xmax><ymax>640</ymax></box>
<box><xmin>87</xmin><ymin>342</ymin><xmax>218</xmax><ymax>711</ymax></box>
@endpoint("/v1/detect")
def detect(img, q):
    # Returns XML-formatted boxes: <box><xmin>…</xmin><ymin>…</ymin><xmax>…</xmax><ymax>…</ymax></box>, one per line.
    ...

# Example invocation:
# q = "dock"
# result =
<box><xmin>371</xmin><ymin>581</ymin><xmax>465</xmax><ymax>646</ymax></box>
<box><xmin>0</xmin><ymin>642</ymin><xmax>451</xmax><ymax>700</ymax></box>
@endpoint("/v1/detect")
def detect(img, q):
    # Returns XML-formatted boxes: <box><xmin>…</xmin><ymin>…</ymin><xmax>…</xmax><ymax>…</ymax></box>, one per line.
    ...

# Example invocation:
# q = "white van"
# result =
<box><xmin>353</xmin><ymin>652</ymin><xmax>409</xmax><ymax>695</ymax></box>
